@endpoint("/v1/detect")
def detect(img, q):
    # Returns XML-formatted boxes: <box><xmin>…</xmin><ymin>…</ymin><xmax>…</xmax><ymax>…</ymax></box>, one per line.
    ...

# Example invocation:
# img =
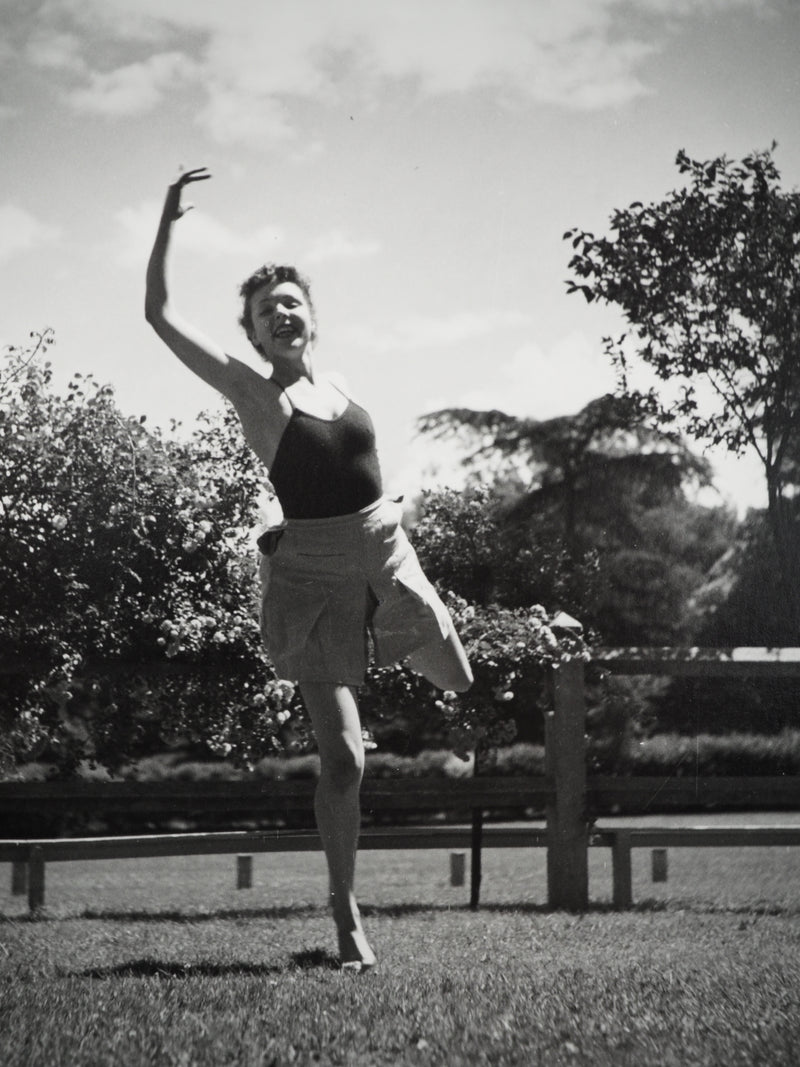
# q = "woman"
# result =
<box><xmin>145</xmin><ymin>167</ymin><xmax>472</xmax><ymax>972</ymax></box>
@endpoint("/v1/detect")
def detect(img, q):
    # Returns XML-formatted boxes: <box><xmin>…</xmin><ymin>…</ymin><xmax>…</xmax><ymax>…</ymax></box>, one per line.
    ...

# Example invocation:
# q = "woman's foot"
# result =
<box><xmin>337</xmin><ymin>926</ymin><xmax>377</xmax><ymax>973</ymax></box>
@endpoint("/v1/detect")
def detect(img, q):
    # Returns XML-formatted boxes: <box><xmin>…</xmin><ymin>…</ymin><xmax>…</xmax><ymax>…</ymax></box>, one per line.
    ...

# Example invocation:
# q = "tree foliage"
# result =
<box><xmin>416</xmin><ymin>398</ymin><xmax>724</xmax><ymax>644</ymax></box>
<box><xmin>565</xmin><ymin>145</ymin><xmax>800</xmax><ymax>632</ymax></box>
<box><xmin>407</xmin><ymin>483</ymin><xmax>602</xmax><ymax>614</ymax></box>
<box><xmin>420</xmin><ymin>394</ymin><xmax>708</xmax><ymax>552</ymax></box>
<box><xmin>0</xmin><ymin>333</ymin><xmax>297</xmax><ymax>774</ymax></box>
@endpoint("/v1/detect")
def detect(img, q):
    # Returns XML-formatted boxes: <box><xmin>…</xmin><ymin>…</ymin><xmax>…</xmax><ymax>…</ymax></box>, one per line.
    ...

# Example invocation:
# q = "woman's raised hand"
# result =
<box><xmin>164</xmin><ymin>166</ymin><xmax>212</xmax><ymax>221</ymax></box>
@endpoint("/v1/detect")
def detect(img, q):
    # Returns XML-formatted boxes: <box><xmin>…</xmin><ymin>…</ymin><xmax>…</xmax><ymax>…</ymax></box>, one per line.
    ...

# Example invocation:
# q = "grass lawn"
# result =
<box><xmin>2</xmin><ymin>834</ymin><xmax>800</xmax><ymax>1065</ymax></box>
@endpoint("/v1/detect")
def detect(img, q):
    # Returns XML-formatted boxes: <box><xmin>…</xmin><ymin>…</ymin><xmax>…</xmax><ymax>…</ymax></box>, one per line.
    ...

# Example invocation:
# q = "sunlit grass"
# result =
<box><xmin>2</xmin><ymin>834</ymin><xmax>800</xmax><ymax>1065</ymax></box>
<box><xmin>2</xmin><ymin>905</ymin><xmax>799</xmax><ymax>1066</ymax></box>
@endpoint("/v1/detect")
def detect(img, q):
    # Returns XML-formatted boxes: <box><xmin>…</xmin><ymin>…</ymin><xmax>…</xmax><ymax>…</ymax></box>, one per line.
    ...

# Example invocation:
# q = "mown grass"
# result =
<box><xmin>2</xmin><ymin>841</ymin><xmax>800</xmax><ymax>1066</ymax></box>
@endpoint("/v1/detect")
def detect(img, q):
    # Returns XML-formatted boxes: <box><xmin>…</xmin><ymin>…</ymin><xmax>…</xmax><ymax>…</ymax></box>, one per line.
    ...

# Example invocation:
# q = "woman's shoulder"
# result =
<box><xmin>325</xmin><ymin>371</ymin><xmax>368</xmax><ymax>408</ymax></box>
<box><xmin>227</xmin><ymin>358</ymin><xmax>292</xmax><ymax>414</ymax></box>
<box><xmin>324</xmin><ymin>370</ymin><xmax>351</xmax><ymax>395</ymax></box>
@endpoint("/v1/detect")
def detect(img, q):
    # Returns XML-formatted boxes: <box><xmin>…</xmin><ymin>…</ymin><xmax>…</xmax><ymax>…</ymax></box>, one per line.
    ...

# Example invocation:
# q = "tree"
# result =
<box><xmin>417</xmin><ymin>397</ymin><xmax>720</xmax><ymax>644</ymax></box>
<box><xmin>407</xmin><ymin>483</ymin><xmax>602</xmax><ymax>615</ymax></box>
<box><xmin>653</xmin><ymin>508</ymin><xmax>800</xmax><ymax>737</ymax></box>
<box><xmin>0</xmin><ymin>333</ymin><xmax>297</xmax><ymax>774</ymax></box>
<box><xmin>565</xmin><ymin>145</ymin><xmax>800</xmax><ymax>634</ymax></box>
<box><xmin>421</xmin><ymin>395</ymin><xmax>706</xmax><ymax>554</ymax></box>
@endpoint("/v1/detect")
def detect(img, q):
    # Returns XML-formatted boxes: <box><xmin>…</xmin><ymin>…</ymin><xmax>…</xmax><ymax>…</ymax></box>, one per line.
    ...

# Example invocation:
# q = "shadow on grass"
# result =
<box><xmin>371</xmin><ymin>899</ymin><xmax>800</xmax><ymax>919</ymax></box>
<box><xmin>4</xmin><ymin>897</ymin><xmax>799</xmax><ymax>925</ymax></box>
<box><xmin>68</xmin><ymin>947</ymin><xmax>338</xmax><ymax>980</ymax></box>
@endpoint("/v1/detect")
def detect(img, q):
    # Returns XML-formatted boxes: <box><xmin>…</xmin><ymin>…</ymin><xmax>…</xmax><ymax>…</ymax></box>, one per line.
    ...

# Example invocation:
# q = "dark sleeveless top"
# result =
<box><xmin>269</xmin><ymin>383</ymin><xmax>383</xmax><ymax>519</ymax></box>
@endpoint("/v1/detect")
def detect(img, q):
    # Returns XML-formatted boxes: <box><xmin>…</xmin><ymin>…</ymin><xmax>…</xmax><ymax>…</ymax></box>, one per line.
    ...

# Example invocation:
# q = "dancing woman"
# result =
<box><xmin>145</xmin><ymin>168</ymin><xmax>472</xmax><ymax>971</ymax></box>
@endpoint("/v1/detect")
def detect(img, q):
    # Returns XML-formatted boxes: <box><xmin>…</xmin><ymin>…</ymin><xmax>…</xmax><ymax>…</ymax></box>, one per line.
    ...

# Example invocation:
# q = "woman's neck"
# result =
<box><xmin>269</xmin><ymin>349</ymin><xmax>315</xmax><ymax>388</ymax></box>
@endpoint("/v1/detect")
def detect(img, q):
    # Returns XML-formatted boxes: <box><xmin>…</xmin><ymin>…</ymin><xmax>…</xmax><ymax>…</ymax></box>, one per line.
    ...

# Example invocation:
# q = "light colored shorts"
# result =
<box><xmin>258</xmin><ymin>497</ymin><xmax>452</xmax><ymax>686</ymax></box>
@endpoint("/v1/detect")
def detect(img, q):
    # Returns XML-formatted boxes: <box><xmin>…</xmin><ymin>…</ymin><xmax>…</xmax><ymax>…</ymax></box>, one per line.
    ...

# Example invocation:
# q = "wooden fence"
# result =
<box><xmin>2</xmin><ymin>639</ymin><xmax>800</xmax><ymax>914</ymax></box>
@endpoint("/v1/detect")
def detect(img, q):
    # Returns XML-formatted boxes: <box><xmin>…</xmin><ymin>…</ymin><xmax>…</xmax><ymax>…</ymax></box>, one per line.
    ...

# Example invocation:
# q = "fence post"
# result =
<box><xmin>236</xmin><ymin>854</ymin><xmax>253</xmax><ymax>890</ymax></box>
<box><xmin>28</xmin><ymin>845</ymin><xmax>45</xmax><ymax>914</ymax></box>
<box><xmin>11</xmin><ymin>859</ymin><xmax>27</xmax><ymax>896</ymax></box>
<box><xmin>651</xmin><ymin>848</ymin><xmax>668</xmax><ymax>883</ymax></box>
<box><xmin>612</xmin><ymin>831</ymin><xmax>633</xmax><ymax>908</ymax></box>
<box><xmin>470</xmin><ymin>810</ymin><xmax>483</xmax><ymax>909</ymax></box>
<box><xmin>546</xmin><ymin>613</ymin><xmax>588</xmax><ymax>910</ymax></box>
<box><xmin>450</xmin><ymin>852</ymin><xmax>466</xmax><ymax>887</ymax></box>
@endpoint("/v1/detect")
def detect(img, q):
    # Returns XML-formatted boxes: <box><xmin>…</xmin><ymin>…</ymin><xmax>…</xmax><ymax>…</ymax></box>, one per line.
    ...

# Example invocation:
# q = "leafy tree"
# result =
<box><xmin>0</xmin><ymin>333</ymin><xmax>297</xmax><ymax>775</ymax></box>
<box><xmin>565</xmin><ymin>145</ymin><xmax>800</xmax><ymax>633</ymax></box>
<box><xmin>407</xmin><ymin>483</ymin><xmax>602</xmax><ymax>615</ymax></box>
<box><xmin>417</xmin><ymin>397</ymin><xmax>721</xmax><ymax>644</ymax></box>
<box><xmin>653</xmin><ymin>508</ymin><xmax>800</xmax><ymax>737</ymax></box>
<box><xmin>421</xmin><ymin>395</ymin><xmax>705</xmax><ymax>553</ymax></box>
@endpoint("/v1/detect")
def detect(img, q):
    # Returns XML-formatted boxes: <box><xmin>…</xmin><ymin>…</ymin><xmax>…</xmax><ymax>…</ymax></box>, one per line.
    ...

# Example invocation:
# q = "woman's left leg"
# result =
<box><xmin>406</xmin><ymin>623</ymin><xmax>473</xmax><ymax>693</ymax></box>
<box><xmin>300</xmin><ymin>681</ymin><xmax>376</xmax><ymax>971</ymax></box>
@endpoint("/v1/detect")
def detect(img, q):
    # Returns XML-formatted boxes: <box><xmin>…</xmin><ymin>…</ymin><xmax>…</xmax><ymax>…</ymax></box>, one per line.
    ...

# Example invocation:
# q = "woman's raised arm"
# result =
<box><xmin>145</xmin><ymin>168</ymin><xmax>245</xmax><ymax>398</ymax></box>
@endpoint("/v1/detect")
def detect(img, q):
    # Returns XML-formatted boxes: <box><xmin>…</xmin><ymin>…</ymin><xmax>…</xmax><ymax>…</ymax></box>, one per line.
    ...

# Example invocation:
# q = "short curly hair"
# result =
<box><xmin>238</xmin><ymin>263</ymin><xmax>317</xmax><ymax>350</ymax></box>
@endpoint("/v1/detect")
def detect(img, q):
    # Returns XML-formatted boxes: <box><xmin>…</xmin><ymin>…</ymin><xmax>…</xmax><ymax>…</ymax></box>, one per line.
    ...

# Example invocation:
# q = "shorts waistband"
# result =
<box><xmin>283</xmin><ymin>495</ymin><xmax>393</xmax><ymax>531</ymax></box>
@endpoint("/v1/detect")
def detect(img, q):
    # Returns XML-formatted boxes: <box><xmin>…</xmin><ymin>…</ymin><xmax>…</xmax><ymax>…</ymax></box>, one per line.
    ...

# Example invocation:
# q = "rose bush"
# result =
<box><xmin>0</xmin><ymin>334</ymin><xmax>300</xmax><ymax>774</ymax></box>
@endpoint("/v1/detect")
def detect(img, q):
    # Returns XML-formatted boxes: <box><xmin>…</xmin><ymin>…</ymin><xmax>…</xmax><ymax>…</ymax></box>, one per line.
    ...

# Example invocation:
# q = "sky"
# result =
<box><xmin>2</xmin><ymin>0</ymin><xmax>799</xmax><ymax>511</ymax></box>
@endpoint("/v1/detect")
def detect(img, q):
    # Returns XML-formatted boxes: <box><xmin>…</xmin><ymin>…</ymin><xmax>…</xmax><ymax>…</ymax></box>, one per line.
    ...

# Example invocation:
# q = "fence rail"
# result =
<box><xmin>0</xmin><ymin>776</ymin><xmax>551</xmax><ymax>815</ymax></box>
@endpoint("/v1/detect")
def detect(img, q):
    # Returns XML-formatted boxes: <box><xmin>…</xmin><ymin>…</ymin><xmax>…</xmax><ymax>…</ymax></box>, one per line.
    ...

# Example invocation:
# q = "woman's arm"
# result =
<box><xmin>144</xmin><ymin>168</ymin><xmax>245</xmax><ymax>399</ymax></box>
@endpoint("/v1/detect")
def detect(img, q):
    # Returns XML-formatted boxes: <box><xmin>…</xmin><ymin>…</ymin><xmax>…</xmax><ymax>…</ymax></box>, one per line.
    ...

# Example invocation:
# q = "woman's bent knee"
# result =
<box><xmin>407</xmin><ymin>631</ymin><xmax>473</xmax><ymax>693</ymax></box>
<box><xmin>448</xmin><ymin>663</ymin><xmax>473</xmax><ymax>692</ymax></box>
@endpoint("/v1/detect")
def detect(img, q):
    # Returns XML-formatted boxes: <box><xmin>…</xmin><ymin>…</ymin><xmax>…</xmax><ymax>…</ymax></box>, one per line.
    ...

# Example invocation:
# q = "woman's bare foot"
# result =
<box><xmin>337</xmin><ymin>926</ymin><xmax>377</xmax><ymax>973</ymax></box>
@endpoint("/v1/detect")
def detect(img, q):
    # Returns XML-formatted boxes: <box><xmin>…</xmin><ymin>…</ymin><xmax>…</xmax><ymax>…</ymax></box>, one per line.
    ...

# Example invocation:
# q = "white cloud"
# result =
<box><xmin>0</xmin><ymin>204</ymin><xmax>61</xmax><ymax>264</ymax></box>
<box><xmin>25</xmin><ymin>30</ymin><xmax>86</xmax><ymax>72</ymax></box>
<box><xmin>27</xmin><ymin>0</ymin><xmax>772</xmax><ymax>143</ymax></box>
<box><xmin>47</xmin><ymin>0</ymin><xmax>177</xmax><ymax>44</ymax></box>
<box><xmin>344</xmin><ymin>309</ymin><xmax>531</xmax><ymax>354</ymax></box>
<box><xmin>196</xmin><ymin>88</ymin><xmax>295</xmax><ymax>146</ymax></box>
<box><xmin>114</xmin><ymin>200</ymin><xmax>283</xmax><ymax>268</ymax></box>
<box><xmin>453</xmin><ymin>332</ymin><xmax>616</xmax><ymax>419</ymax></box>
<box><xmin>67</xmin><ymin>51</ymin><xmax>198</xmax><ymax>116</ymax></box>
<box><xmin>390</xmin><ymin>329</ymin><xmax>622</xmax><ymax>493</ymax></box>
<box><xmin>304</xmin><ymin>228</ymin><xmax>381</xmax><ymax>265</ymax></box>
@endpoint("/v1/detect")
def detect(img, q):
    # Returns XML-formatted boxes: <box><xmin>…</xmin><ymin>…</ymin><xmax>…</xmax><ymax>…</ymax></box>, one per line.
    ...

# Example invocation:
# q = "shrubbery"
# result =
<box><xmin>12</xmin><ymin>734</ymin><xmax>799</xmax><ymax>785</ymax></box>
<box><xmin>623</xmin><ymin>730</ymin><xmax>800</xmax><ymax>777</ymax></box>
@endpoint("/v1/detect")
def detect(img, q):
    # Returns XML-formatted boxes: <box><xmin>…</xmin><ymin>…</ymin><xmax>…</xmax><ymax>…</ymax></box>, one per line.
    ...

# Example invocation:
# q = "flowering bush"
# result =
<box><xmin>0</xmin><ymin>333</ymin><xmax>302</xmax><ymax>774</ymax></box>
<box><xmin>363</xmin><ymin>594</ymin><xmax>587</xmax><ymax>761</ymax></box>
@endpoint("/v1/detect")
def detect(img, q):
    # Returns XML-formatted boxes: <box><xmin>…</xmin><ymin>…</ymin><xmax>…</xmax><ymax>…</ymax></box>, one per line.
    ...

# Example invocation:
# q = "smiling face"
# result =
<box><xmin>247</xmin><ymin>279</ymin><xmax>316</xmax><ymax>362</ymax></box>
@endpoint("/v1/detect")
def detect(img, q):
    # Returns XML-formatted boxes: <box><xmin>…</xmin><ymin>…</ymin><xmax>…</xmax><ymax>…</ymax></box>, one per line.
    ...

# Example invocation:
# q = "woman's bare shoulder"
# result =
<box><xmin>324</xmin><ymin>370</ymin><xmax>357</xmax><ymax>400</ymax></box>
<box><xmin>227</xmin><ymin>359</ymin><xmax>290</xmax><ymax>414</ymax></box>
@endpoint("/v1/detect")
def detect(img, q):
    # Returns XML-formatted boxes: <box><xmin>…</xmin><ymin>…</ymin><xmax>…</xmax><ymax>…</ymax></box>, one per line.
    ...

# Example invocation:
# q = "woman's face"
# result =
<box><xmin>248</xmin><ymin>279</ymin><xmax>315</xmax><ymax>360</ymax></box>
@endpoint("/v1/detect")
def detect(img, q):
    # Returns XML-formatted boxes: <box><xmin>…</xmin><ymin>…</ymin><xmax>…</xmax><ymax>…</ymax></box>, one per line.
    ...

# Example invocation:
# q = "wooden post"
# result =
<box><xmin>651</xmin><ymin>848</ymin><xmax>668</xmax><ymax>883</ymax></box>
<box><xmin>28</xmin><ymin>846</ymin><xmax>45</xmax><ymax>914</ymax></box>
<box><xmin>612</xmin><ymin>831</ymin><xmax>633</xmax><ymax>908</ymax></box>
<box><xmin>546</xmin><ymin>613</ymin><xmax>588</xmax><ymax>911</ymax></box>
<box><xmin>450</xmin><ymin>851</ymin><xmax>465</xmax><ymax>886</ymax></box>
<box><xmin>236</xmin><ymin>854</ymin><xmax>253</xmax><ymax>889</ymax></box>
<box><xmin>11</xmin><ymin>860</ymin><xmax>27</xmax><ymax>896</ymax></box>
<box><xmin>470</xmin><ymin>810</ymin><xmax>483</xmax><ymax>909</ymax></box>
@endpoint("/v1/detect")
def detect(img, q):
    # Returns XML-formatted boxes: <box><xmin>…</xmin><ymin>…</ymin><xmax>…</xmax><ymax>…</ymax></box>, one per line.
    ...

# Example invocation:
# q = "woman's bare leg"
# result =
<box><xmin>406</xmin><ymin>623</ymin><xmax>473</xmax><ymax>693</ymax></box>
<box><xmin>300</xmin><ymin>681</ymin><xmax>376</xmax><ymax>970</ymax></box>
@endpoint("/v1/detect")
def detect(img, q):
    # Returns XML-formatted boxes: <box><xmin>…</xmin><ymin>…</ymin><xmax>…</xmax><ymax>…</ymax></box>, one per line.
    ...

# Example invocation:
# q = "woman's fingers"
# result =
<box><xmin>163</xmin><ymin>167</ymin><xmax>211</xmax><ymax>221</ymax></box>
<box><xmin>177</xmin><ymin>165</ymin><xmax>212</xmax><ymax>185</ymax></box>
